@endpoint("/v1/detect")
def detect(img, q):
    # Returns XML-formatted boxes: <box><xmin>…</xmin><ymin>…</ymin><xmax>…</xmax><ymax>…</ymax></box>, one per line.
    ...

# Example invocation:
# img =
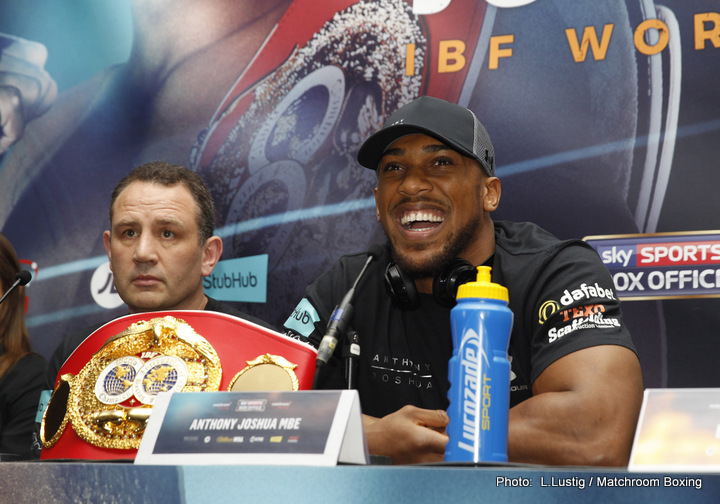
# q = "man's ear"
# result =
<box><xmin>201</xmin><ymin>236</ymin><xmax>223</xmax><ymax>276</ymax></box>
<box><xmin>374</xmin><ymin>186</ymin><xmax>380</xmax><ymax>222</ymax></box>
<box><xmin>483</xmin><ymin>177</ymin><xmax>501</xmax><ymax>213</ymax></box>
<box><xmin>103</xmin><ymin>230</ymin><xmax>113</xmax><ymax>270</ymax></box>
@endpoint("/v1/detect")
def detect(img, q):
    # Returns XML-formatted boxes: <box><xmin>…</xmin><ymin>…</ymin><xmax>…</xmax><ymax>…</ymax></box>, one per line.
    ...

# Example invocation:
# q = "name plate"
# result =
<box><xmin>629</xmin><ymin>388</ymin><xmax>720</xmax><ymax>472</ymax></box>
<box><xmin>135</xmin><ymin>390</ymin><xmax>368</xmax><ymax>466</ymax></box>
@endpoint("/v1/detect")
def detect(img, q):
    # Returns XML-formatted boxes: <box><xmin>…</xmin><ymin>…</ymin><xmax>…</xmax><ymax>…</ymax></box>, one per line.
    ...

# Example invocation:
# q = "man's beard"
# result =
<box><xmin>389</xmin><ymin>213</ymin><xmax>483</xmax><ymax>279</ymax></box>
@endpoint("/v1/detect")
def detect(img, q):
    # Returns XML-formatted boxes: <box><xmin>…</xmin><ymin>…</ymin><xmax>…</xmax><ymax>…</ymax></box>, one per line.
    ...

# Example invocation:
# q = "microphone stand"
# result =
<box><xmin>313</xmin><ymin>243</ymin><xmax>382</xmax><ymax>388</ymax></box>
<box><xmin>343</xmin><ymin>329</ymin><xmax>360</xmax><ymax>390</ymax></box>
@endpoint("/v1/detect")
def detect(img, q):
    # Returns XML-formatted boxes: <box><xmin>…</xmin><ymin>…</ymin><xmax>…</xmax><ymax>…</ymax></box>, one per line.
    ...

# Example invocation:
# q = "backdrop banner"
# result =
<box><xmin>1</xmin><ymin>0</ymin><xmax>719</xmax><ymax>389</ymax></box>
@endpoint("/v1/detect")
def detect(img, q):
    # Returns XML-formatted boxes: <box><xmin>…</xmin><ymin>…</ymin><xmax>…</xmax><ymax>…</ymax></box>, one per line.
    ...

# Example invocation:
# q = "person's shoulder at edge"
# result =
<box><xmin>493</xmin><ymin>220</ymin><xmax>595</xmax><ymax>253</ymax></box>
<box><xmin>321</xmin><ymin>244</ymin><xmax>392</xmax><ymax>279</ymax></box>
<box><xmin>45</xmin><ymin>321</ymin><xmax>105</xmax><ymax>388</ymax></box>
<box><xmin>1</xmin><ymin>352</ymin><xmax>46</xmax><ymax>385</ymax></box>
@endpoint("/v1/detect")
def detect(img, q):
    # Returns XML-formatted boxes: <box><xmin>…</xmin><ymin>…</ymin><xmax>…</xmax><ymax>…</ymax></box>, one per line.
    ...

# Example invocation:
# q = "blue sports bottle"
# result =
<box><xmin>444</xmin><ymin>266</ymin><xmax>513</xmax><ymax>463</ymax></box>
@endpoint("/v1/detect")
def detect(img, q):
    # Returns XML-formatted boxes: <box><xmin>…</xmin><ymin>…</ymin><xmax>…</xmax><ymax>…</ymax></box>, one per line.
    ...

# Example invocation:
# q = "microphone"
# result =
<box><xmin>316</xmin><ymin>244</ymin><xmax>383</xmax><ymax>366</ymax></box>
<box><xmin>0</xmin><ymin>270</ymin><xmax>32</xmax><ymax>305</ymax></box>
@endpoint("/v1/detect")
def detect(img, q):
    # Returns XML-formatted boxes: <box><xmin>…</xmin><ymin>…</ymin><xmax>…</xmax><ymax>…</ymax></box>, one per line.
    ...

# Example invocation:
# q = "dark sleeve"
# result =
<box><xmin>0</xmin><ymin>353</ymin><xmax>47</xmax><ymax>460</ymax></box>
<box><xmin>45</xmin><ymin>325</ymin><xmax>102</xmax><ymax>389</ymax></box>
<box><xmin>528</xmin><ymin>243</ymin><xmax>637</xmax><ymax>383</ymax></box>
<box><xmin>281</xmin><ymin>259</ymin><xmax>356</xmax><ymax>390</ymax></box>
<box><xmin>281</xmin><ymin>263</ymin><xmax>343</xmax><ymax>348</ymax></box>
<box><xmin>281</xmin><ymin>251</ymin><xmax>383</xmax><ymax>345</ymax></box>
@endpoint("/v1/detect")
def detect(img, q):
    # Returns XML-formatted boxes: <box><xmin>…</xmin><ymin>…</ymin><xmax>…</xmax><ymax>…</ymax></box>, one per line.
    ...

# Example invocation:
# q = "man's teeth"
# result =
<box><xmin>400</xmin><ymin>211</ymin><xmax>443</xmax><ymax>226</ymax></box>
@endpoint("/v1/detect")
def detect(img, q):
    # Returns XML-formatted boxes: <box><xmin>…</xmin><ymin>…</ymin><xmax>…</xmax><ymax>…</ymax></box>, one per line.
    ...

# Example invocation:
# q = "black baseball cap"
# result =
<box><xmin>357</xmin><ymin>96</ymin><xmax>495</xmax><ymax>177</ymax></box>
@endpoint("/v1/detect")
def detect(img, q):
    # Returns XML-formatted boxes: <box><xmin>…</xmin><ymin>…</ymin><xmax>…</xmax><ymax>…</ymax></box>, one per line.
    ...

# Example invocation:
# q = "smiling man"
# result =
<box><xmin>283</xmin><ymin>96</ymin><xmax>643</xmax><ymax>466</ymax></box>
<box><xmin>372</xmin><ymin>133</ymin><xmax>497</xmax><ymax>295</ymax></box>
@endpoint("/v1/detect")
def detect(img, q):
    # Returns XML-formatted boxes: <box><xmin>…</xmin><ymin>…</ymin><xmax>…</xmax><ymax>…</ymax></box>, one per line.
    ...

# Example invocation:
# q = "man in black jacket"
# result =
<box><xmin>46</xmin><ymin>161</ymin><xmax>272</xmax><ymax>386</ymax></box>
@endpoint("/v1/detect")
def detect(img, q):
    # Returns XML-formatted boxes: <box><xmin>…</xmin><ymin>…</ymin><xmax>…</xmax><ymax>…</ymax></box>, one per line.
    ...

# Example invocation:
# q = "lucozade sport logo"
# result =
<box><xmin>456</xmin><ymin>328</ymin><xmax>490</xmax><ymax>453</ymax></box>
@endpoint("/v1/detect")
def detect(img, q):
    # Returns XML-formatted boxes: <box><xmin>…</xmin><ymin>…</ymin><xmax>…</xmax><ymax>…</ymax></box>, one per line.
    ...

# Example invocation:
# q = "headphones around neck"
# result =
<box><xmin>383</xmin><ymin>258</ymin><xmax>477</xmax><ymax>310</ymax></box>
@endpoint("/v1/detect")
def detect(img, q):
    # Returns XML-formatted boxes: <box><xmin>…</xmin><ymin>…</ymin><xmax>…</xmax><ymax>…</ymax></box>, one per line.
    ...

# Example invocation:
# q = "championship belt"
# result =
<box><xmin>40</xmin><ymin>311</ymin><xmax>317</xmax><ymax>460</ymax></box>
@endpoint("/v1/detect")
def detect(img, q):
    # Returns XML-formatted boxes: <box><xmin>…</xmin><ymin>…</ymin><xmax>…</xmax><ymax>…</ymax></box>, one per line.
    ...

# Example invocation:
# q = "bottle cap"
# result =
<box><xmin>456</xmin><ymin>266</ymin><xmax>509</xmax><ymax>302</ymax></box>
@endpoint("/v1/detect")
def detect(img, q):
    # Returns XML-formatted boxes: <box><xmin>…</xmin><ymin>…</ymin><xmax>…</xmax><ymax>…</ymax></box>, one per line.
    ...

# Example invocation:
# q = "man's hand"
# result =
<box><xmin>363</xmin><ymin>405</ymin><xmax>449</xmax><ymax>465</ymax></box>
<box><xmin>0</xmin><ymin>34</ymin><xmax>58</xmax><ymax>154</ymax></box>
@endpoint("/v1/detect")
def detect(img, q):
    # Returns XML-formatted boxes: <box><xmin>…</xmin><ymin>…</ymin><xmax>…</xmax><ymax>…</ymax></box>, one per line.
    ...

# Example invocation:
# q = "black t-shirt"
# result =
<box><xmin>283</xmin><ymin>221</ymin><xmax>637</xmax><ymax>418</ymax></box>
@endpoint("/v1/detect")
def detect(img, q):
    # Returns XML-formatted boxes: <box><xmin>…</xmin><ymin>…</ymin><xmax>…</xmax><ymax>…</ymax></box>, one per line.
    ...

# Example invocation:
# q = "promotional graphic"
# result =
<box><xmin>1</xmin><ymin>0</ymin><xmax>719</xmax><ymax>390</ymax></box>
